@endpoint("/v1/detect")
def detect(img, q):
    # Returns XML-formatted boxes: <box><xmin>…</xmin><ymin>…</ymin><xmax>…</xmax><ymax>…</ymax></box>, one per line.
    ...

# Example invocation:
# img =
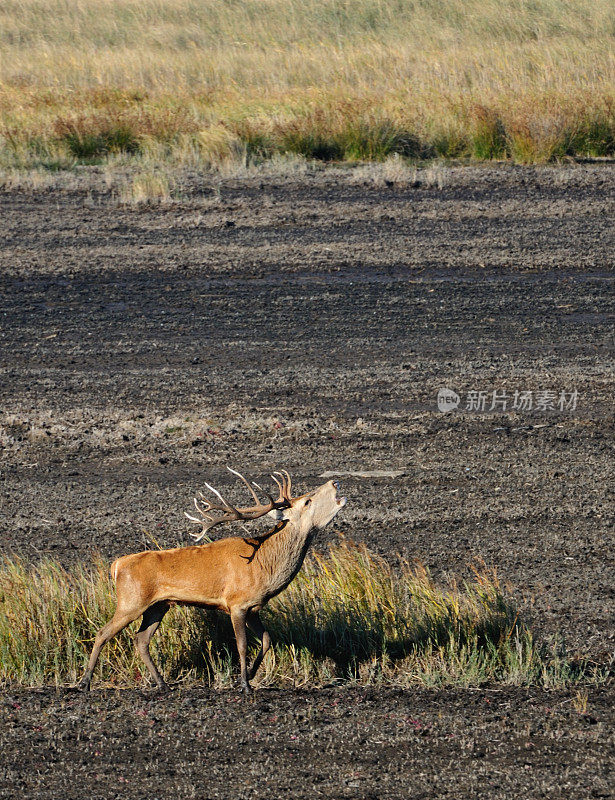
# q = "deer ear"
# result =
<box><xmin>268</xmin><ymin>507</ymin><xmax>290</xmax><ymax>521</ymax></box>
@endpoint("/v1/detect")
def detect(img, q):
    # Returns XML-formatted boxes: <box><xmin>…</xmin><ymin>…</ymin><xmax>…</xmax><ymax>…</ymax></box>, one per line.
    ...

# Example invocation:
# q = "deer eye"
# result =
<box><xmin>304</xmin><ymin>498</ymin><xmax>311</xmax><ymax>507</ymax></box>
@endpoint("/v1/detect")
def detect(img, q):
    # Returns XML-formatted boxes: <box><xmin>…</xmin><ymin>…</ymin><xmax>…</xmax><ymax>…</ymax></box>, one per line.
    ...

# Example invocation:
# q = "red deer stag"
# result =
<box><xmin>75</xmin><ymin>469</ymin><xmax>346</xmax><ymax>693</ymax></box>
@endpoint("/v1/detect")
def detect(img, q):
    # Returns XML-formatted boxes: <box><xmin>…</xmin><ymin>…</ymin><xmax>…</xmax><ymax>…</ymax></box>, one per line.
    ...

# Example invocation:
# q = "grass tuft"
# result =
<box><xmin>469</xmin><ymin>105</ymin><xmax>508</xmax><ymax>160</ymax></box>
<box><xmin>118</xmin><ymin>170</ymin><xmax>178</xmax><ymax>205</ymax></box>
<box><xmin>0</xmin><ymin>540</ymin><xmax>605</xmax><ymax>690</ymax></box>
<box><xmin>260</xmin><ymin>106</ymin><xmax>427</xmax><ymax>162</ymax></box>
<box><xmin>56</xmin><ymin>121</ymin><xmax>140</xmax><ymax>160</ymax></box>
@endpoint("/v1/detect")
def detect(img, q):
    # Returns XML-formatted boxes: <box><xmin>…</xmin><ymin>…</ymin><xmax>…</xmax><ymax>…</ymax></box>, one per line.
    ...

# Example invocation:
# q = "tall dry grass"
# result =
<box><xmin>0</xmin><ymin>540</ymin><xmax>602</xmax><ymax>689</ymax></box>
<box><xmin>0</xmin><ymin>0</ymin><xmax>614</xmax><ymax>170</ymax></box>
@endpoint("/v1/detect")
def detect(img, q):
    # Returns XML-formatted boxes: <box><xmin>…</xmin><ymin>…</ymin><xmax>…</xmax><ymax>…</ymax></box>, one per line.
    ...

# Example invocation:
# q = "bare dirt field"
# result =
<box><xmin>0</xmin><ymin>163</ymin><xmax>614</xmax><ymax>798</ymax></box>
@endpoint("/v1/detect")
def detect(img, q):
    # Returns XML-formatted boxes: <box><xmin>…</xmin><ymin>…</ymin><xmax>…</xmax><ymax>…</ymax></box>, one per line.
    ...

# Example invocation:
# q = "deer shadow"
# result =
<box><xmin>167</xmin><ymin>605</ymin><xmax>524</xmax><ymax>684</ymax></box>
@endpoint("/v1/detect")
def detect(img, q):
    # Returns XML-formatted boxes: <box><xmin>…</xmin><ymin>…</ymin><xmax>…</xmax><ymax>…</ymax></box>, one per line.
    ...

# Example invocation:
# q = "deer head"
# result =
<box><xmin>269</xmin><ymin>471</ymin><xmax>346</xmax><ymax>531</ymax></box>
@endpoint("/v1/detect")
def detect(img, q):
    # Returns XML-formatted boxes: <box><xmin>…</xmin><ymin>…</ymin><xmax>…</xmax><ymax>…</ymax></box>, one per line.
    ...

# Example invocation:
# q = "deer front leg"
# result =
<box><xmin>230</xmin><ymin>607</ymin><xmax>251</xmax><ymax>694</ymax></box>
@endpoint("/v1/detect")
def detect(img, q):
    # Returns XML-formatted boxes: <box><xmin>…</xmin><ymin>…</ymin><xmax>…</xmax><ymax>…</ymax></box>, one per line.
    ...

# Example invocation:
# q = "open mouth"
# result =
<box><xmin>332</xmin><ymin>481</ymin><xmax>346</xmax><ymax>507</ymax></box>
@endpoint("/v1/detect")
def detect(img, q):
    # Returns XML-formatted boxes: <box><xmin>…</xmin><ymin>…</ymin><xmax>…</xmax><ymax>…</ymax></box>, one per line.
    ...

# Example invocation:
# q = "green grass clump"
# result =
<box><xmin>270</xmin><ymin>109</ymin><xmax>426</xmax><ymax>162</ymax></box>
<box><xmin>0</xmin><ymin>540</ymin><xmax>605</xmax><ymax>690</ymax></box>
<box><xmin>56</xmin><ymin>121</ymin><xmax>140</xmax><ymax>160</ymax></box>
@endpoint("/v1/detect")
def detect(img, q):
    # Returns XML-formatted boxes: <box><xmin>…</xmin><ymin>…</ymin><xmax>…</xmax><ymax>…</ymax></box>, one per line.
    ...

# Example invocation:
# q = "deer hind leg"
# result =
<box><xmin>230</xmin><ymin>607</ymin><xmax>251</xmax><ymax>694</ymax></box>
<box><xmin>76</xmin><ymin>608</ymin><xmax>139</xmax><ymax>691</ymax></box>
<box><xmin>246</xmin><ymin>610</ymin><xmax>271</xmax><ymax>682</ymax></box>
<box><xmin>135</xmin><ymin>602</ymin><xmax>170</xmax><ymax>692</ymax></box>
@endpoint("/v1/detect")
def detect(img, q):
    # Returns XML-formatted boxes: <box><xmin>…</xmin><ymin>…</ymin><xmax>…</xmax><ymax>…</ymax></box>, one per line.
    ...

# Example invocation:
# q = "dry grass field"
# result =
<box><xmin>2</xmin><ymin>540</ymin><xmax>598</xmax><ymax>690</ymax></box>
<box><xmin>1</xmin><ymin>0</ymin><xmax>614</xmax><ymax>172</ymax></box>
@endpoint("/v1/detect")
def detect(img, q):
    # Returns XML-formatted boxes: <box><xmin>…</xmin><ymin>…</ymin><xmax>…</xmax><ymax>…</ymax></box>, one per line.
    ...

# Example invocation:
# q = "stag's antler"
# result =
<box><xmin>185</xmin><ymin>467</ymin><xmax>292</xmax><ymax>543</ymax></box>
<box><xmin>271</xmin><ymin>470</ymin><xmax>292</xmax><ymax>502</ymax></box>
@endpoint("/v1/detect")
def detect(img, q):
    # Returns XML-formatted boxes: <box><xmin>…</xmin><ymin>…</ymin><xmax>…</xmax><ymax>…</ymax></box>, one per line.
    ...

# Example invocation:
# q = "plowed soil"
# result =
<box><xmin>1</xmin><ymin>163</ymin><xmax>613</xmax><ymax>798</ymax></box>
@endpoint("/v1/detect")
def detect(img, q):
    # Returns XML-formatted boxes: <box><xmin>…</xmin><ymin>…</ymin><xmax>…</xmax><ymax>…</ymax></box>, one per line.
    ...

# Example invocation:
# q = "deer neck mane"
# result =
<box><xmin>255</xmin><ymin>517</ymin><xmax>314</xmax><ymax>599</ymax></box>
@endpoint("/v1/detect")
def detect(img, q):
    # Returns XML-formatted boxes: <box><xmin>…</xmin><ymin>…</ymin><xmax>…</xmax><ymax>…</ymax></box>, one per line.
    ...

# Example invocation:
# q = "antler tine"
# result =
<box><xmin>202</xmin><ymin>481</ymin><xmax>236</xmax><ymax>511</ymax></box>
<box><xmin>271</xmin><ymin>473</ymin><xmax>284</xmax><ymax>499</ymax></box>
<box><xmin>227</xmin><ymin>467</ymin><xmax>261</xmax><ymax>505</ymax></box>
<box><xmin>184</xmin><ymin>511</ymin><xmax>213</xmax><ymax>543</ymax></box>
<box><xmin>282</xmin><ymin>470</ymin><xmax>292</xmax><ymax>499</ymax></box>
<box><xmin>197</xmin><ymin>491</ymin><xmax>219</xmax><ymax>511</ymax></box>
<box><xmin>190</xmin><ymin>498</ymin><xmax>223</xmax><ymax>531</ymax></box>
<box><xmin>193</xmin><ymin>497</ymin><xmax>215</xmax><ymax>521</ymax></box>
<box><xmin>273</xmin><ymin>470</ymin><xmax>293</xmax><ymax>501</ymax></box>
